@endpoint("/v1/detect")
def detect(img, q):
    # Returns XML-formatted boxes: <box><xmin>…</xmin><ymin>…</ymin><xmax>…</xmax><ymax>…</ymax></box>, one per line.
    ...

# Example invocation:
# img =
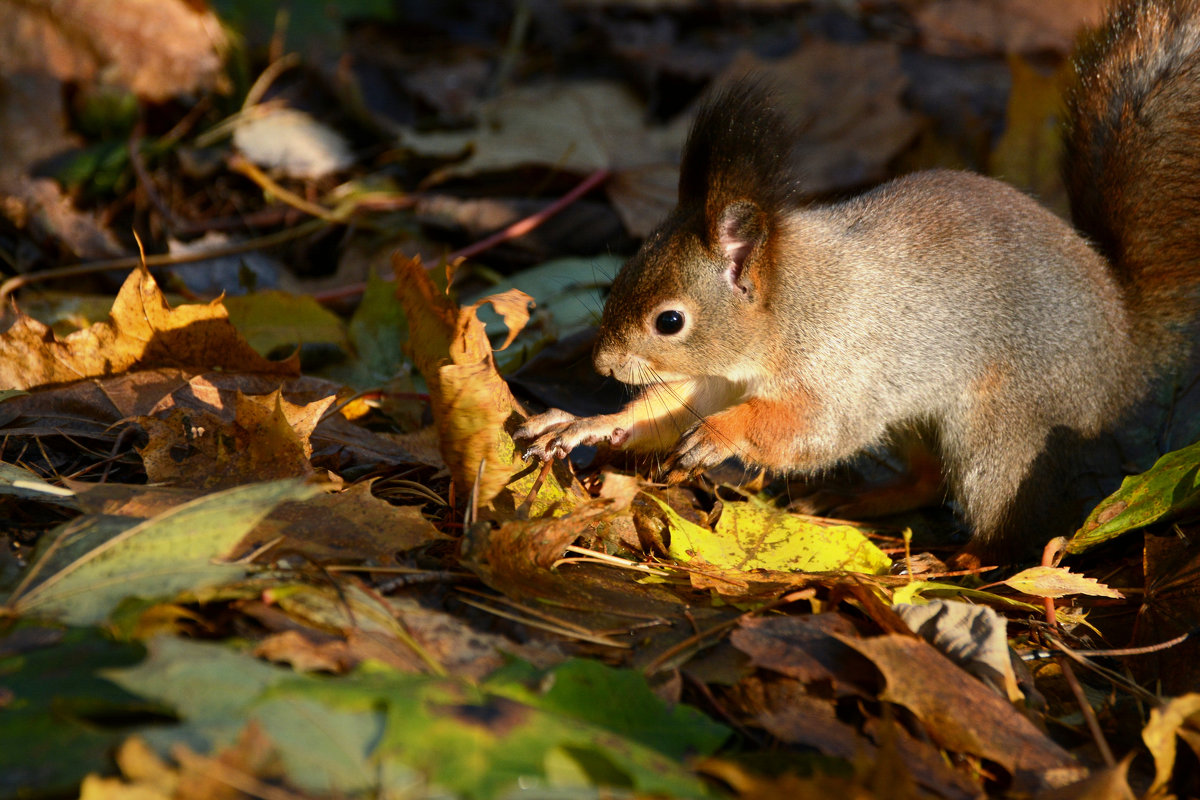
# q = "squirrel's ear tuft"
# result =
<box><xmin>681</xmin><ymin>75</ymin><xmax>802</xmax><ymax>225</ymax></box>
<box><xmin>718</xmin><ymin>202</ymin><xmax>766</xmax><ymax>294</ymax></box>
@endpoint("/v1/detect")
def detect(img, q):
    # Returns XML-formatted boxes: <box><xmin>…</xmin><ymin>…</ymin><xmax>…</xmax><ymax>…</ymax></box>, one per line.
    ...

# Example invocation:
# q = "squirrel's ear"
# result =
<box><xmin>716</xmin><ymin>202</ymin><xmax>766</xmax><ymax>295</ymax></box>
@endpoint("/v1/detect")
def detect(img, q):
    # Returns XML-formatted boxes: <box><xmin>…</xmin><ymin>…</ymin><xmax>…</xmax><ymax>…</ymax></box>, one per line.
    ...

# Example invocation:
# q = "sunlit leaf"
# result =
<box><xmin>0</xmin><ymin>267</ymin><xmax>297</xmax><ymax>391</ymax></box>
<box><xmin>1071</xmin><ymin>438</ymin><xmax>1200</xmax><ymax>553</ymax></box>
<box><xmin>1001</xmin><ymin>566</ymin><xmax>1124</xmax><ymax>599</ymax></box>
<box><xmin>9</xmin><ymin>479</ymin><xmax>319</xmax><ymax>625</ymax></box>
<box><xmin>647</xmin><ymin>494</ymin><xmax>891</xmax><ymax>576</ymax></box>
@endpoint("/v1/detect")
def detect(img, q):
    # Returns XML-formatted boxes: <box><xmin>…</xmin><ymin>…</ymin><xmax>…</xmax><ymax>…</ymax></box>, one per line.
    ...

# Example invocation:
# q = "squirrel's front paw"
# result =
<box><xmin>515</xmin><ymin>409</ymin><xmax>629</xmax><ymax>461</ymax></box>
<box><xmin>662</xmin><ymin>422</ymin><xmax>736</xmax><ymax>483</ymax></box>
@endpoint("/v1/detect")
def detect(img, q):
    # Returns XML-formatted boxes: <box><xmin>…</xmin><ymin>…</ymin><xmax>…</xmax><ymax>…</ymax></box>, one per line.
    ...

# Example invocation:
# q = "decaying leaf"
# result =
<box><xmin>839</xmin><ymin>634</ymin><xmax>1085</xmax><ymax>793</ymax></box>
<box><xmin>894</xmin><ymin>600</ymin><xmax>1022</xmax><ymax>702</ymax></box>
<box><xmin>1142</xmin><ymin>693</ymin><xmax>1200</xmax><ymax>796</ymax></box>
<box><xmin>394</xmin><ymin>253</ymin><xmax>580</xmax><ymax>514</ymax></box>
<box><xmin>0</xmin><ymin>268</ymin><xmax>298</xmax><ymax>391</ymax></box>
<box><xmin>399</xmin><ymin>80</ymin><xmax>673</xmax><ymax>180</ymax></box>
<box><xmin>914</xmin><ymin>0</ymin><xmax>1106</xmax><ymax>56</ymax></box>
<box><xmin>721</xmin><ymin>42</ymin><xmax>922</xmax><ymax>195</ymax></box>
<box><xmin>137</xmin><ymin>389</ymin><xmax>334</xmax><ymax>490</ymax></box>
<box><xmin>244</xmin><ymin>479</ymin><xmax>446</xmax><ymax>566</ymax></box>
<box><xmin>233</xmin><ymin>107</ymin><xmax>355</xmax><ymax>180</ymax></box>
<box><xmin>222</xmin><ymin>290</ymin><xmax>350</xmax><ymax>357</ymax></box>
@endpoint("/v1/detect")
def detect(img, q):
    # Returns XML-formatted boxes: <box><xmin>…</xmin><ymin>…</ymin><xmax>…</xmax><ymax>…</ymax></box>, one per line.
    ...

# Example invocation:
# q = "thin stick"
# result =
<box><xmin>311</xmin><ymin>167</ymin><xmax>611</xmax><ymax>304</ymax></box>
<box><xmin>0</xmin><ymin>218</ymin><xmax>327</xmax><ymax>308</ymax></box>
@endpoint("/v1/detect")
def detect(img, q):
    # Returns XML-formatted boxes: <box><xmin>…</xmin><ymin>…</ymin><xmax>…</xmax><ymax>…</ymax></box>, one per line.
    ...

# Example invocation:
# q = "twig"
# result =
<box><xmin>1040</xmin><ymin>538</ymin><xmax>1115</xmax><ymax>767</ymax></box>
<box><xmin>311</xmin><ymin>167</ymin><xmax>612</xmax><ymax>304</ymax></box>
<box><xmin>0</xmin><ymin>218</ymin><xmax>327</xmax><ymax>308</ymax></box>
<box><xmin>456</xmin><ymin>595</ymin><xmax>630</xmax><ymax>648</ymax></box>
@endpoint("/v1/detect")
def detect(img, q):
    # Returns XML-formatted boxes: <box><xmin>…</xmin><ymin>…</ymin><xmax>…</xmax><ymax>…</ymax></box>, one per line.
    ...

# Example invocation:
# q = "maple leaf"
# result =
<box><xmin>0</xmin><ymin>267</ymin><xmax>298</xmax><ymax>390</ymax></box>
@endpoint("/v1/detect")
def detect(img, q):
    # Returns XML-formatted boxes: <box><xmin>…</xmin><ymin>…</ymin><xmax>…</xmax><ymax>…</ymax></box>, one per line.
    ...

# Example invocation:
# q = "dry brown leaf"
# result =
<box><xmin>0</xmin><ymin>369</ymin><xmax>430</xmax><ymax>480</ymax></box>
<box><xmin>255</xmin><ymin>630</ymin><xmax>353</xmax><ymax>673</ymax></box>
<box><xmin>0</xmin><ymin>71</ymin><xmax>124</xmax><ymax>260</ymax></box>
<box><xmin>136</xmin><ymin>389</ymin><xmax>333</xmax><ymax>490</ymax></box>
<box><xmin>730</xmin><ymin>615</ymin><xmax>876</xmax><ymax>696</ymax></box>
<box><xmin>246</xmin><ymin>480</ymin><xmax>447</xmax><ymax>566</ymax></box>
<box><xmin>394</xmin><ymin>253</ymin><xmax>579</xmax><ymax>513</ymax></box>
<box><xmin>838</xmin><ymin>633</ymin><xmax>1085</xmax><ymax>793</ymax></box>
<box><xmin>0</xmin><ymin>0</ymin><xmax>228</xmax><ymax>101</ymax></box>
<box><xmin>0</xmin><ymin>268</ymin><xmax>298</xmax><ymax>391</ymax></box>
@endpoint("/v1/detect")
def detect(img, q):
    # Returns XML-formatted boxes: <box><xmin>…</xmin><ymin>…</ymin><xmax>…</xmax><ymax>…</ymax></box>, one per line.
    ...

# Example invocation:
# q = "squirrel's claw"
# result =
<box><xmin>515</xmin><ymin>409</ymin><xmax>627</xmax><ymax>462</ymax></box>
<box><xmin>661</xmin><ymin>422</ymin><xmax>735</xmax><ymax>482</ymax></box>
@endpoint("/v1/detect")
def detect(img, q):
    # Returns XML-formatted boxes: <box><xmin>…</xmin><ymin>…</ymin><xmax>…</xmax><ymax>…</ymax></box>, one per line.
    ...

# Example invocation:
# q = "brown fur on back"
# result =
<box><xmin>1064</xmin><ymin>0</ymin><xmax>1200</xmax><ymax>361</ymax></box>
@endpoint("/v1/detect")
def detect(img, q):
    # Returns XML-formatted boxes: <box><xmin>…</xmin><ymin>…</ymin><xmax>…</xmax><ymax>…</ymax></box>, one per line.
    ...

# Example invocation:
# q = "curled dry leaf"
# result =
<box><xmin>0</xmin><ymin>268</ymin><xmax>298</xmax><ymax>391</ymax></box>
<box><xmin>838</xmin><ymin>633</ymin><xmax>1085</xmax><ymax>793</ymax></box>
<box><xmin>393</xmin><ymin>253</ymin><xmax>579</xmax><ymax>513</ymax></box>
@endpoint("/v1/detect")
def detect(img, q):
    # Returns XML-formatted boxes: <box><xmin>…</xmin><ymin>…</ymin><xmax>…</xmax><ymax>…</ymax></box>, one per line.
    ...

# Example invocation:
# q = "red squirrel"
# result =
<box><xmin>516</xmin><ymin>0</ymin><xmax>1200</xmax><ymax>563</ymax></box>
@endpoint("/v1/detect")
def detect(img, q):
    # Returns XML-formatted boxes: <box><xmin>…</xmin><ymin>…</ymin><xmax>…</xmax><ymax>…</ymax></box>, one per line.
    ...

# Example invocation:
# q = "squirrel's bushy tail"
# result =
<box><xmin>1063</xmin><ymin>0</ymin><xmax>1200</xmax><ymax>361</ymax></box>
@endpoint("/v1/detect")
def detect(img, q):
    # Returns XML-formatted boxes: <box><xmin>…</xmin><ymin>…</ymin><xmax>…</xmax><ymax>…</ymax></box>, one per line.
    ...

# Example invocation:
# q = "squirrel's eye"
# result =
<box><xmin>655</xmin><ymin>310</ymin><xmax>685</xmax><ymax>335</ymax></box>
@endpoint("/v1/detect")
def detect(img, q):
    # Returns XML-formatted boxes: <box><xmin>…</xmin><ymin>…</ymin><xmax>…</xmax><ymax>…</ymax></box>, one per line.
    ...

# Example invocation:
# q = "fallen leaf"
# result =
<box><xmin>0</xmin><ymin>0</ymin><xmax>228</xmax><ymax>101</ymax></box>
<box><xmin>244</xmin><ymin>480</ymin><xmax>446</xmax><ymax>565</ymax></box>
<box><xmin>399</xmin><ymin>81</ymin><xmax>670</xmax><ymax>181</ymax></box>
<box><xmin>0</xmin><ymin>461</ymin><xmax>78</xmax><ymax>509</ymax></box>
<box><xmin>1071</xmin><ymin>438</ymin><xmax>1200</xmax><ymax>552</ymax></box>
<box><xmin>914</xmin><ymin>0</ymin><xmax>1106</xmax><ymax>56</ymax></box>
<box><xmin>394</xmin><ymin>253</ymin><xmax>580</xmax><ymax>514</ymax></box>
<box><xmin>8</xmin><ymin>478</ymin><xmax>320</xmax><ymax>625</ymax></box>
<box><xmin>722</xmin><ymin>42</ymin><xmax>922</xmax><ymax>194</ymax></box>
<box><xmin>1143</xmin><ymin>694</ymin><xmax>1200</xmax><ymax>796</ymax></box>
<box><xmin>894</xmin><ymin>600</ymin><xmax>1022</xmax><ymax>702</ymax></box>
<box><xmin>222</xmin><ymin>290</ymin><xmax>350</xmax><ymax>357</ymax></box>
<box><xmin>0</xmin><ymin>268</ymin><xmax>298</xmax><ymax>391</ymax></box>
<box><xmin>839</xmin><ymin>634</ymin><xmax>1084</xmax><ymax>793</ymax></box>
<box><xmin>137</xmin><ymin>390</ymin><xmax>335</xmax><ymax>490</ymax></box>
<box><xmin>645</xmin><ymin>494</ymin><xmax>892</xmax><ymax>577</ymax></box>
<box><xmin>1000</xmin><ymin>566</ymin><xmax>1124</xmax><ymax>599</ymax></box>
<box><xmin>990</xmin><ymin>54</ymin><xmax>1072</xmax><ymax>213</ymax></box>
<box><xmin>233</xmin><ymin>107</ymin><xmax>355</xmax><ymax>180</ymax></box>
<box><xmin>730</xmin><ymin>614</ymin><xmax>875</xmax><ymax>695</ymax></box>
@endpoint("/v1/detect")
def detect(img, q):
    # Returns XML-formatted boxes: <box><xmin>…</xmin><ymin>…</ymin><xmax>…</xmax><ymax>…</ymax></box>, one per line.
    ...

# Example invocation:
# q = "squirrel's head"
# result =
<box><xmin>594</xmin><ymin>76</ymin><xmax>799</xmax><ymax>387</ymax></box>
<box><xmin>594</xmin><ymin>198</ymin><xmax>777</xmax><ymax>386</ymax></box>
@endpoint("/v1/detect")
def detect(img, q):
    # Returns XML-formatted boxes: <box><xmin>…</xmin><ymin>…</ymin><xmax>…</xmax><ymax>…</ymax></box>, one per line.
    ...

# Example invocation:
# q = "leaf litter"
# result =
<box><xmin>2</xmin><ymin>2</ymin><xmax>1200</xmax><ymax>798</ymax></box>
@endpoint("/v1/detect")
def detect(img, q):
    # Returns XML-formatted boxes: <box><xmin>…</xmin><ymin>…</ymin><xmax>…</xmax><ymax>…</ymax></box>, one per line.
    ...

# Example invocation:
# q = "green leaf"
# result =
<box><xmin>344</xmin><ymin>269</ymin><xmax>412</xmax><ymax>385</ymax></box>
<box><xmin>8</xmin><ymin>479</ymin><xmax>319</xmax><ymax>625</ymax></box>
<box><xmin>1070</xmin><ymin>438</ymin><xmax>1200</xmax><ymax>553</ymax></box>
<box><xmin>105</xmin><ymin>638</ymin><xmax>725</xmax><ymax>799</ymax></box>
<box><xmin>470</xmin><ymin>256</ymin><xmax>618</xmax><ymax>340</ymax></box>
<box><xmin>106</xmin><ymin>636</ymin><xmax>389</xmax><ymax>793</ymax></box>
<box><xmin>492</xmin><ymin>658</ymin><xmax>729</xmax><ymax>762</ymax></box>
<box><xmin>210</xmin><ymin>0</ymin><xmax>393</xmax><ymax>56</ymax></box>
<box><xmin>0</xmin><ymin>627</ymin><xmax>153</xmax><ymax>799</ymax></box>
<box><xmin>224</xmin><ymin>291</ymin><xmax>350</xmax><ymax>357</ymax></box>
<box><xmin>653</xmin><ymin>494</ymin><xmax>892</xmax><ymax>575</ymax></box>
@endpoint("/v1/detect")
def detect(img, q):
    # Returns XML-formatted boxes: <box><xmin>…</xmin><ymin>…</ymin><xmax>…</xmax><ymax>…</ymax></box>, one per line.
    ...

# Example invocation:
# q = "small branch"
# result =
<box><xmin>311</xmin><ymin>167</ymin><xmax>612</xmax><ymax>304</ymax></box>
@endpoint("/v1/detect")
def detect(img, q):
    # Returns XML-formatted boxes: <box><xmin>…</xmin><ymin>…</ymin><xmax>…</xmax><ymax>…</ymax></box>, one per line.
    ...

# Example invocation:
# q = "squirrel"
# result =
<box><xmin>516</xmin><ymin>0</ymin><xmax>1200</xmax><ymax>564</ymax></box>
